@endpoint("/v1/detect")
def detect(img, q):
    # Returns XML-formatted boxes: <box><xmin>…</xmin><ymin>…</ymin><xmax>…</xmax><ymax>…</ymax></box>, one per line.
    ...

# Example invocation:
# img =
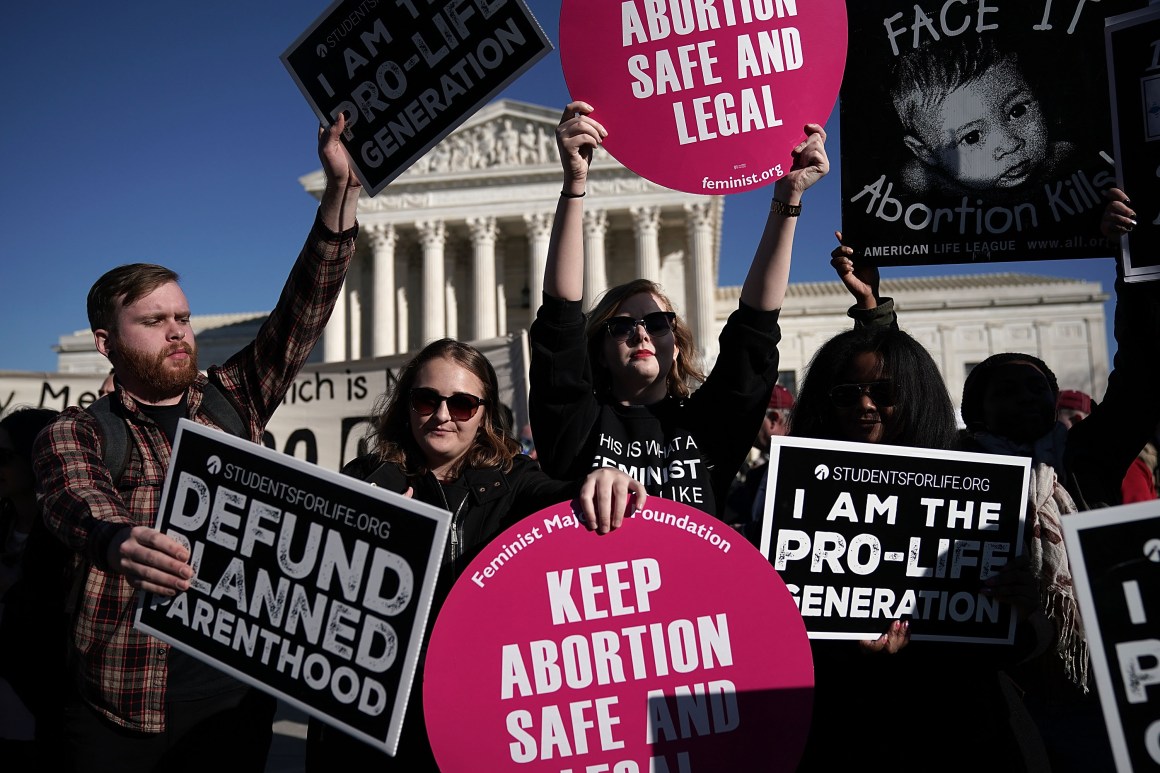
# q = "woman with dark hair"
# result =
<box><xmin>304</xmin><ymin>338</ymin><xmax>642</xmax><ymax>770</ymax></box>
<box><xmin>782</xmin><ymin>245</ymin><xmax>1051</xmax><ymax>772</ymax></box>
<box><xmin>0</xmin><ymin>407</ymin><xmax>69</xmax><ymax>767</ymax></box>
<box><xmin>530</xmin><ymin>101</ymin><xmax>829</xmax><ymax>519</ymax></box>
<box><xmin>789</xmin><ymin>326</ymin><xmax>960</xmax><ymax>451</ymax></box>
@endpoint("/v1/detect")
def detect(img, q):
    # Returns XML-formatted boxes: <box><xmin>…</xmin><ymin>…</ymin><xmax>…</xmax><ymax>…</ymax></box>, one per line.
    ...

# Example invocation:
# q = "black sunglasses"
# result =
<box><xmin>409</xmin><ymin>387</ymin><xmax>487</xmax><ymax>421</ymax></box>
<box><xmin>605</xmin><ymin>311</ymin><xmax>676</xmax><ymax>341</ymax></box>
<box><xmin>829</xmin><ymin>380</ymin><xmax>897</xmax><ymax>408</ymax></box>
<box><xmin>0</xmin><ymin>448</ymin><xmax>18</xmax><ymax>466</ymax></box>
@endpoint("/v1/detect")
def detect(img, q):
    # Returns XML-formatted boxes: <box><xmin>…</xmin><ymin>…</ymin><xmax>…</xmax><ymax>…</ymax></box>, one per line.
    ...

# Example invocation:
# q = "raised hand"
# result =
<box><xmin>830</xmin><ymin>230</ymin><xmax>880</xmax><ymax>309</ymax></box>
<box><xmin>556</xmin><ymin>101</ymin><xmax>607</xmax><ymax>194</ymax></box>
<box><xmin>774</xmin><ymin>123</ymin><xmax>829</xmax><ymax>204</ymax></box>
<box><xmin>319</xmin><ymin>112</ymin><xmax>361</xmax><ymax>191</ymax></box>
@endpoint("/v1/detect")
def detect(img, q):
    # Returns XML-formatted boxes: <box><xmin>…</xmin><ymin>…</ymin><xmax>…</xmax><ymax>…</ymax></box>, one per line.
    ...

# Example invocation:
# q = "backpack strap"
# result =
<box><xmin>86</xmin><ymin>395</ymin><xmax>131</xmax><ymax>485</ymax></box>
<box><xmin>86</xmin><ymin>382</ymin><xmax>247</xmax><ymax>485</ymax></box>
<box><xmin>200</xmin><ymin>381</ymin><xmax>248</xmax><ymax>439</ymax></box>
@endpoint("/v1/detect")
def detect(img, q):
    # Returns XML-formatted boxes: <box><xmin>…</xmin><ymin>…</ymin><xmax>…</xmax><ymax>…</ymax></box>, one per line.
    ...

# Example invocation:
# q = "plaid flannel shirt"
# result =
<box><xmin>33</xmin><ymin>212</ymin><xmax>357</xmax><ymax>732</ymax></box>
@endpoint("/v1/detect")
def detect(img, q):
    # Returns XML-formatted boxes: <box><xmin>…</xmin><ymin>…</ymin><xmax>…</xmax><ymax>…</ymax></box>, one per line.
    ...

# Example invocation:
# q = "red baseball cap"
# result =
<box><xmin>1056</xmin><ymin>389</ymin><xmax>1093</xmax><ymax>414</ymax></box>
<box><xmin>769</xmin><ymin>384</ymin><xmax>795</xmax><ymax>410</ymax></box>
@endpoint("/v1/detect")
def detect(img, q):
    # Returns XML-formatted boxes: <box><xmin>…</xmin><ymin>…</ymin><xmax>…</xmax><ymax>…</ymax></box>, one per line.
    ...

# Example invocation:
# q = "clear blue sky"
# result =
<box><xmin>0</xmin><ymin>0</ymin><xmax>1120</xmax><ymax>374</ymax></box>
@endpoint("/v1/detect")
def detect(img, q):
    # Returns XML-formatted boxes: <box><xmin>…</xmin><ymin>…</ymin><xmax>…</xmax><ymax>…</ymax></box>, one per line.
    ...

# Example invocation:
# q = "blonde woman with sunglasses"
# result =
<box><xmin>305</xmin><ymin>337</ymin><xmax>642</xmax><ymax>771</ymax></box>
<box><xmin>530</xmin><ymin>101</ymin><xmax>829</xmax><ymax>518</ymax></box>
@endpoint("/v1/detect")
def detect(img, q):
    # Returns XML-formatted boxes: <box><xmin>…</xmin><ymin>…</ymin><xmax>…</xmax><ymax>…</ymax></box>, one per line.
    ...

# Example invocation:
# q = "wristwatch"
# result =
<box><xmin>769</xmin><ymin>198</ymin><xmax>802</xmax><ymax>217</ymax></box>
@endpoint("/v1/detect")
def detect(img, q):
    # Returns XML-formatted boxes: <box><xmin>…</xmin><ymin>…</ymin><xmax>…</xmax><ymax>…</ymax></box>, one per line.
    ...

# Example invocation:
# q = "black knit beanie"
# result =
<box><xmin>960</xmin><ymin>352</ymin><xmax>1059</xmax><ymax>432</ymax></box>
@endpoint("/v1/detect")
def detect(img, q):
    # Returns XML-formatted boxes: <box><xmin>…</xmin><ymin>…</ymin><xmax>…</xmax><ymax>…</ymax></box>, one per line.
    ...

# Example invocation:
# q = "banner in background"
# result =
<box><xmin>1062</xmin><ymin>500</ymin><xmax>1160</xmax><ymax>772</ymax></box>
<box><xmin>559</xmin><ymin>0</ymin><xmax>847</xmax><ymax>194</ymax></box>
<box><xmin>136</xmin><ymin>421</ymin><xmax>450</xmax><ymax>755</ymax></box>
<box><xmin>424</xmin><ymin>499</ymin><xmax>815</xmax><ymax>772</ymax></box>
<box><xmin>840</xmin><ymin>0</ymin><xmax>1147</xmax><ymax>265</ymax></box>
<box><xmin>0</xmin><ymin>333</ymin><xmax>528</xmax><ymax>474</ymax></box>
<box><xmin>759</xmin><ymin>436</ymin><xmax>1030</xmax><ymax>643</ymax></box>
<box><xmin>282</xmin><ymin>0</ymin><xmax>552</xmax><ymax>195</ymax></box>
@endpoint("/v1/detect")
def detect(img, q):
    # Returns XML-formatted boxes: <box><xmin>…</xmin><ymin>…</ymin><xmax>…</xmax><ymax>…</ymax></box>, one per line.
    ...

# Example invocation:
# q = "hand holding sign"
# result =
<box><xmin>108</xmin><ymin>525</ymin><xmax>194</xmax><ymax>597</ymax></box>
<box><xmin>773</xmin><ymin>123</ymin><xmax>829</xmax><ymax>205</ymax></box>
<box><xmin>318</xmin><ymin>112</ymin><xmax>362</xmax><ymax>233</ymax></box>
<box><xmin>318</xmin><ymin>112</ymin><xmax>361</xmax><ymax>192</ymax></box>
<box><xmin>577</xmin><ymin>467</ymin><xmax>648</xmax><ymax>535</ymax></box>
<box><xmin>556</xmin><ymin>101</ymin><xmax>608</xmax><ymax>192</ymax></box>
<box><xmin>1101</xmin><ymin>187</ymin><xmax>1137</xmax><ymax>239</ymax></box>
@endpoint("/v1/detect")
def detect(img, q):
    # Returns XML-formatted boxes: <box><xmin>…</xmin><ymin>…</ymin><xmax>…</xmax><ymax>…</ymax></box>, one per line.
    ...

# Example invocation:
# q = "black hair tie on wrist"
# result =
<box><xmin>560</xmin><ymin>190</ymin><xmax>586</xmax><ymax>198</ymax></box>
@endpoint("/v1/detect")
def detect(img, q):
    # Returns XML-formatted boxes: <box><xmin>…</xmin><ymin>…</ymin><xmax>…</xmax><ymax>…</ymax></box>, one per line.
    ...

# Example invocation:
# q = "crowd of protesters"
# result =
<box><xmin>0</xmin><ymin>101</ymin><xmax>1156</xmax><ymax>773</ymax></box>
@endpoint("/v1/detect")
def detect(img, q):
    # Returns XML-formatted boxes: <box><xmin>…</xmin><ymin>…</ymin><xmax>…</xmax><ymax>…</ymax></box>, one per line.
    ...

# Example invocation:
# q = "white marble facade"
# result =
<box><xmin>53</xmin><ymin>101</ymin><xmax>1111</xmax><ymax>402</ymax></box>
<box><xmin>297</xmin><ymin>99</ymin><xmax>1109</xmax><ymax>399</ymax></box>
<box><xmin>298</xmin><ymin>100</ymin><xmax>725</xmax><ymax>363</ymax></box>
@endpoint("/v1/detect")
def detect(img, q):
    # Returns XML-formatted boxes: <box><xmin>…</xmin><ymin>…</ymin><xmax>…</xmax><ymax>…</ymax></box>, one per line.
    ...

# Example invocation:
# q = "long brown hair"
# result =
<box><xmin>368</xmin><ymin>339</ymin><xmax>518</xmax><ymax>478</ymax></box>
<box><xmin>584</xmin><ymin>279</ymin><xmax>705</xmax><ymax>399</ymax></box>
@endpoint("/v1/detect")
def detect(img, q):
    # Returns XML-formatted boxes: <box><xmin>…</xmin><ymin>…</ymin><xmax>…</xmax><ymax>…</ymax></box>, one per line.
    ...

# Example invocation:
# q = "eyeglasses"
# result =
<box><xmin>605</xmin><ymin>311</ymin><xmax>676</xmax><ymax>341</ymax></box>
<box><xmin>409</xmin><ymin>387</ymin><xmax>487</xmax><ymax>421</ymax></box>
<box><xmin>829</xmin><ymin>380</ymin><xmax>897</xmax><ymax>408</ymax></box>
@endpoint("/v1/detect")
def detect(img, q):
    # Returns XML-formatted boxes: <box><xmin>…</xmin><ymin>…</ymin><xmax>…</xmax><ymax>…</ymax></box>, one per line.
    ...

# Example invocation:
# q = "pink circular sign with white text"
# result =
<box><xmin>424</xmin><ymin>499</ymin><xmax>813</xmax><ymax>772</ymax></box>
<box><xmin>560</xmin><ymin>0</ymin><xmax>847</xmax><ymax>195</ymax></box>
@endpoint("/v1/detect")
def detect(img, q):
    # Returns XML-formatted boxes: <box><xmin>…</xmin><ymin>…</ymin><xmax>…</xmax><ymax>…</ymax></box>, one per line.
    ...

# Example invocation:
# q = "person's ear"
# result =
<box><xmin>94</xmin><ymin>329</ymin><xmax>113</xmax><ymax>359</ymax></box>
<box><xmin>902</xmin><ymin>133</ymin><xmax>938</xmax><ymax>166</ymax></box>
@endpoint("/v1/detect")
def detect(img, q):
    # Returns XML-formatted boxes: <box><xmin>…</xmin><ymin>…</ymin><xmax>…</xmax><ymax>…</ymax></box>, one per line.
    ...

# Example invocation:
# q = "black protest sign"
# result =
<box><xmin>282</xmin><ymin>0</ymin><xmax>552</xmax><ymax>196</ymax></box>
<box><xmin>1107</xmin><ymin>5</ymin><xmax>1160</xmax><ymax>283</ymax></box>
<box><xmin>758</xmin><ymin>437</ymin><xmax>1030</xmax><ymax>643</ymax></box>
<box><xmin>839</xmin><ymin>0</ymin><xmax>1147</xmax><ymax>266</ymax></box>
<box><xmin>1063</xmin><ymin>501</ymin><xmax>1160</xmax><ymax>772</ymax></box>
<box><xmin>135</xmin><ymin>421</ymin><xmax>449</xmax><ymax>755</ymax></box>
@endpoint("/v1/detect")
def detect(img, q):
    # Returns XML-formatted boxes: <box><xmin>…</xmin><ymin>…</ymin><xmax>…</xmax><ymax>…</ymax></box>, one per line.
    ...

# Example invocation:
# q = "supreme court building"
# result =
<box><xmin>54</xmin><ymin>100</ymin><xmax>1111</xmax><ymax>405</ymax></box>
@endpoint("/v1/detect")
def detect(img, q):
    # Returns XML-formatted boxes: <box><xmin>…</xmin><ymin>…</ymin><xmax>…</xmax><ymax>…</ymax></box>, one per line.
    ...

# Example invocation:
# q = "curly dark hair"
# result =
<box><xmin>790</xmin><ymin>327</ymin><xmax>958</xmax><ymax>450</ymax></box>
<box><xmin>367</xmin><ymin>339</ymin><xmax>518</xmax><ymax>479</ymax></box>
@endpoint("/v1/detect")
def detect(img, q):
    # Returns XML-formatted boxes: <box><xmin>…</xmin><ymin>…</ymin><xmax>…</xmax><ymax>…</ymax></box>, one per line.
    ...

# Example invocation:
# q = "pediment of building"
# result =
<box><xmin>299</xmin><ymin>99</ymin><xmax>687</xmax><ymax>210</ymax></box>
<box><xmin>400</xmin><ymin>99</ymin><xmax>563</xmax><ymax>180</ymax></box>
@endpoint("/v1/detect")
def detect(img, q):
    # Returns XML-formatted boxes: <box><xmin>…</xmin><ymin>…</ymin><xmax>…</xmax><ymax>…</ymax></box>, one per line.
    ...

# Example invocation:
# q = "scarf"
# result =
<box><xmin>971</xmin><ymin>428</ymin><xmax>1089</xmax><ymax>691</ymax></box>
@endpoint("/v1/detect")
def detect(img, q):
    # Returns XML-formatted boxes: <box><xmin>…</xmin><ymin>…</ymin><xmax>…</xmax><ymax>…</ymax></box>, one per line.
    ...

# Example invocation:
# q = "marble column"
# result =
<box><xmin>349</xmin><ymin>289</ymin><xmax>363</xmax><ymax>359</ymax></box>
<box><xmin>445</xmin><ymin>251</ymin><xmax>459</xmax><ymax>340</ymax></box>
<box><xmin>496</xmin><ymin>244</ymin><xmax>508</xmax><ymax>336</ymax></box>
<box><xmin>631</xmin><ymin>206</ymin><xmax>662</xmax><ymax>283</ymax></box>
<box><xmin>417</xmin><ymin>220</ymin><xmax>447</xmax><ymax>344</ymax></box>
<box><xmin>525</xmin><ymin>212</ymin><xmax>553</xmax><ymax>321</ymax></box>
<box><xmin>366</xmin><ymin>223</ymin><xmax>397</xmax><ymax>357</ymax></box>
<box><xmin>582</xmin><ymin>209</ymin><xmax>609</xmax><ymax>310</ymax></box>
<box><xmin>322</xmin><ymin>276</ymin><xmax>347</xmax><ymax>362</ymax></box>
<box><xmin>469</xmin><ymin>216</ymin><xmax>499</xmax><ymax>340</ymax></box>
<box><xmin>684</xmin><ymin>201</ymin><xmax>718</xmax><ymax>360</ymax></box>
<box><xmin>395</xmin><ymin>253</ymin><xmax>409</xmax><ymax>354</ymax></box>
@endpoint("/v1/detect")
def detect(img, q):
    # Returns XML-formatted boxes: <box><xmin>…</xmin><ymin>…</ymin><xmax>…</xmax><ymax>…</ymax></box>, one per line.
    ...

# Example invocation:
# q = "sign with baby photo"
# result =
<box><xmin>758</xmin><ymin>436</ymin><xmax>1031</xmax><ymax>644</ymax></box>
<box><xmin>839</xmin><ymin>0</ymin><xmax>1148</xmax><ymax>265</ymax></box>
<box><xmin>559</xmin><ymin>0</ymin><xmax>847</xmax><ymax>194</ymax></box>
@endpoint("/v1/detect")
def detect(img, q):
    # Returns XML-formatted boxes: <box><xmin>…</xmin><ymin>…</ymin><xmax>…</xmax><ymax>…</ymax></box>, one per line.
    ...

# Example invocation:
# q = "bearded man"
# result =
<box><xmin>32</xmin><ymin>117</ymin><xmax>360</xmax><ymax>773</ymax></box>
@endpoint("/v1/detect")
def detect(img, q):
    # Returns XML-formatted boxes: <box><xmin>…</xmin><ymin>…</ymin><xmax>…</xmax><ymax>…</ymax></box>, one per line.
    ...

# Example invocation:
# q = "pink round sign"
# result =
<box><xmin>425</xmin><ymin>499</ymin><xmax>813</xmax><ymax>772</ymax></box>
<box><xmin>560</xmin><ymin>0</ymin><xmax>847</xmax><ymax>195</ymax></box>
